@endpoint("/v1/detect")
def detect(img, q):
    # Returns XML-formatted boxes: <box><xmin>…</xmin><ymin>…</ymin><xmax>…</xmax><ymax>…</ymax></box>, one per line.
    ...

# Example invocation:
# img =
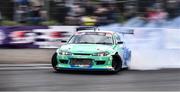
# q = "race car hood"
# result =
<box><xmin>59</xmin><ymin>44</ymin><xmax>115</xmax><ymax>54</ymax></box>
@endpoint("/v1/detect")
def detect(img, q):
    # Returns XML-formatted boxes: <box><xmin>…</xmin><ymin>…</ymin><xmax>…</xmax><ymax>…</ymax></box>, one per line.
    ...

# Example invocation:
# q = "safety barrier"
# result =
<box><xmin>0</xmin><ymin>26</ymin><xmax>75</xmax><ymax>48</ymax></box>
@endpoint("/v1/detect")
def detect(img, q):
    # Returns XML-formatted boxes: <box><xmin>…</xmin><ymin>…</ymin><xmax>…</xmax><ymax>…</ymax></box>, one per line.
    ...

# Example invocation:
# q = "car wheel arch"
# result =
<box><xmin>112</xmin><ymin>53</ymin><xmax>123</xmax><ymax>66</ymax></box>
<box><xmin>111</xmin><ymin>52</ymin><xmax>123</xmax><ymax>73</ymax></box>
<box><xmin>113</xmin><ymin>52</ymin><xmax>122</xmax><ymax>61</ymax></box>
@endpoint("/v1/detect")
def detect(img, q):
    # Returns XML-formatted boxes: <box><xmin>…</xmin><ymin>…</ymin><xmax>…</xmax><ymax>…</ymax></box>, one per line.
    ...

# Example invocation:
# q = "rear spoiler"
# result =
<box><xmin>118</xmin><ymin>29</ymin><xmax>134</xmax><ymax>34</ymax></box>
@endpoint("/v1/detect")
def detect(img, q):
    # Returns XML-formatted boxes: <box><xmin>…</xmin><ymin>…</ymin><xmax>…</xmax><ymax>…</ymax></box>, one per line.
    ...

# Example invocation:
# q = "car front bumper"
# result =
<box><xmin>56</xmin><ymin>54</ymin><xmax>114</xmax><ymax>71</ymax></box>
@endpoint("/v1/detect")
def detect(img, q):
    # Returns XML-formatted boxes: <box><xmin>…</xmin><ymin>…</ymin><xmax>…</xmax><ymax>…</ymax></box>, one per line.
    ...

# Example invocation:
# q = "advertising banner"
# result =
<box><xmin>33</xmin><ymin>26</ymin><xmax>77</xmax><ymax>48</ymax></box>
<box><xmin>0</xmin><ymin>26</ymin><xmax>48</xmax><ymax>48</ymax></box>
<box><xmin>0</xmin><ymin>27</ymin><xmax>7</xmax><ymax>45</ymax></box>
<box><xmin>0</xmin><ymin>27</ymin><xmax>9</xmax><ymax>46</ymax></box>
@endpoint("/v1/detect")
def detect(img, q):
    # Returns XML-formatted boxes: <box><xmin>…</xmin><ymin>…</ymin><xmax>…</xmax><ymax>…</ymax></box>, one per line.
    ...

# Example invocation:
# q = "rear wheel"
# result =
<box><xmin>51</xmin><ymin>53</ymin><xmax>60</xmax><ymax>72</ymax></box>
<box><xmin>112</xmin><ymin>54</ymin><xmax>122</xmax><ymax>73</ymax></box>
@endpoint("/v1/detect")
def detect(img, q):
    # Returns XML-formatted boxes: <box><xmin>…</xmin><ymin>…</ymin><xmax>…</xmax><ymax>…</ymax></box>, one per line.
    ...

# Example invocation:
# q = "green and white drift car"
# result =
<box><xmin>51</xmin><ymin>27</ymin><xmax>132</xmax><ymax>73</ymax></box>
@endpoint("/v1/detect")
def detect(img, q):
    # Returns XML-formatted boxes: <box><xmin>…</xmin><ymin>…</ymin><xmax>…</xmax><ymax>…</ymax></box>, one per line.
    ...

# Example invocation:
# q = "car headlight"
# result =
<box><xmin>93</xmin><ymin>52</ymin><xmax>109</xmax><ymax>56</ymax></box>
<box><xmin>59</xmin><ymin>51</ymin><xmax>72</xmax><ymax>55</ymax></box>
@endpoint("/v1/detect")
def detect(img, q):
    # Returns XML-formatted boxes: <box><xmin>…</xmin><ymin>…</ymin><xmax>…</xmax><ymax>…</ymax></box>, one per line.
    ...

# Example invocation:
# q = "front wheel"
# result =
<box><xmin>51</xmin><ymin>53</ymin><xmax>59</xmax><ymax>72</ymax></box>
<box><xmin>112</xmin><ymin>54</ymin><xmax>122</xmax><ymax>73</ymax></box>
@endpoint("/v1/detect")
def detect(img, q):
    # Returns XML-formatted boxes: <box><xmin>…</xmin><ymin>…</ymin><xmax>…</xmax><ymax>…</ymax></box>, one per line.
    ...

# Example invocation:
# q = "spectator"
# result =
<box><xmin>166</xmin><ymin>0</ymin><xmax>180</xmax><ymax>19</ymax></box>
<box><xmin>0</xmin><ymin>11</ymin><xmax>2</xmax><ymax>25</ymax></box>
<box><xmin>57</xmin><ymin>4</ymin><xmax>70</xmax><ymax>24</ymax></box>
<box><xmin>0</xmin><ymin>11</ymin><xmax>2</xmax><ymax>21</ymax></box>
<box><xmin>145</xmin><ymin>7</ymin><xmax>167</xmax><ymax>22</ymax></box>
<box><xmin>14</xmin><ymin>5</ymin><xmax>29</xmax><ymax>23</ymax></box>
<box><xmin>79</xmin><ymin>1</ymin><xmax>97</xmax><ymax>26</ymax></box>
<box><xmin>65</xmin><ymin>3</ymin><xmax>85</xmax><ymax>25</ymax></box>
<box><xmin>83</xmin><ymin>1</ymin><xmax>95</xmax><ymax>16</ymax></box>
<box><xmin>80</xmin><ymin>16</ymin><xmax>97</xmax><ymax>26</ymax></box>
<box><xmin>27</xmin><ymin>6</ymin><xmax>47</xmax><ymax>25</ymax></box>
<box><xmin>106</xmin><ymin>3</ymin><xmax>119</xmax><ymax>23</ymax></box>
<box><xmin>95</xmin><ymin>3</ymin><xmax>109</xmax><ymax>16</ymax></box>
<box><xmin>15</xmin><ymin>0</ymin><xmax>29</xmax><ymax>6</ymax></box>
<box><xmin>30</xmin><ymin>0</ymin><xmax>44</xmax><ymax>6</ymax></box>
<box><xmin>123</xmin><ymin>5</ymin><xmax>137</xmax><ymax>20</ymax></box>
<box><xmin>95</xmin><ymin>3</ymin><xmax>109</xmax><ymax>25</ymax></box>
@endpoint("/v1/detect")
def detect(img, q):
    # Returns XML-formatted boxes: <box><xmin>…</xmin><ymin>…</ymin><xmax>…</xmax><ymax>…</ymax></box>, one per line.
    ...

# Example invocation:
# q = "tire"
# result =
<box><xmin>51</xmin><ymin>53</ymin><xmax>60</xmax><ymax>72</ymax></box>
<box><xmin>111</xmin><ymin>54</ymin><xmax>122</xmax><ymax>73</ymax></box>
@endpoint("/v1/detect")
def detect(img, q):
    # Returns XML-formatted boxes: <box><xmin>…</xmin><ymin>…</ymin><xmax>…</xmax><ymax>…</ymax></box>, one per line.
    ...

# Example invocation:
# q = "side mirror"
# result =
<box><xmin>117</xmin><ymin>41</ymin><xmax>124</xmax><ymax>44</ymax></box>
<box><xmin>61</xmin><ymin>40</ymin><xmax>67</xmax><ymax>43</ymax></box>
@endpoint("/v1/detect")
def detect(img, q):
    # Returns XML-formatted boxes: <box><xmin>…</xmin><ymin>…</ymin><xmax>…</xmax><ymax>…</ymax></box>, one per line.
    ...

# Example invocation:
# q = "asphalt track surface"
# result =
<box><xmin>0</xmin><ymin>65</ymin><xmax>180</xmax><ymax>91</ymax></box>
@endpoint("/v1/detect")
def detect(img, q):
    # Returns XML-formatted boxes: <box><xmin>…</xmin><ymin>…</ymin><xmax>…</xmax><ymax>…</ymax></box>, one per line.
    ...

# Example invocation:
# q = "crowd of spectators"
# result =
<box><xmin>141</xmin><ymin>4</ymin><xmax>168</xmax><ymax>25</ymax></box>
<box><xmin>64</xmin><ymin>1</ymin><xmax>119</xmax><ymax>26</ymax></box>
<box><xmin>0</xmin><ymin>11</ymin><xmax>2</xmax><ymax>21</ymax></box>
<box><xmin>123</xmin><ymin>0</ymin><xmax>180</xmax><ymax>27</ymax></box>
<box><xmin>0</xmin><ymin>0</ymin><xmax>179</xmax><ymax>26</ymax></box>
<box><xmin>13</xmin><ymin>0</ymin><xmax>47</xmax><ymax>25</ymax></box>
<box><xmin>0</xmin><ymin>0</ymin><xmax>119</xmax><ymax>26</ymax></box>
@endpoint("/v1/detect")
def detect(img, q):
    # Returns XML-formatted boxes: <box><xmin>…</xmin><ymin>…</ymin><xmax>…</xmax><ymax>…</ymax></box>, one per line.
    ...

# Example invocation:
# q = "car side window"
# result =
<box><xmin>117</xmin><ymin>35</ymin><xmax>121</xmax><ymax>41</ymax></box>
<box><xmin>115</xmin><ymin>33</ymin><xmax>121</xmax><ymax>43</ymax></box>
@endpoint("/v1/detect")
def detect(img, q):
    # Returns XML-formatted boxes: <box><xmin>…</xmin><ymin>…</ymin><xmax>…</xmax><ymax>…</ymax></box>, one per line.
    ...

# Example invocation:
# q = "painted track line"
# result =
<box><xmin>0</xmin><ymin>64</ymin><xmax>51</xmax><ymax>67</ymax></box>
<box><xmin>0</xmin><ymin>64</ymin><xmax>52</xmax><ymax>70</ymax></box>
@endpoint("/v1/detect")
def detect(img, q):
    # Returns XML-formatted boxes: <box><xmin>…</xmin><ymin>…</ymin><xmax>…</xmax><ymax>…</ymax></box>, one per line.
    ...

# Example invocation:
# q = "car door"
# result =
<box><xmin>115</xmin><ymin>33</ymin><xmax>129</xmax><ymax>66</ymax></box>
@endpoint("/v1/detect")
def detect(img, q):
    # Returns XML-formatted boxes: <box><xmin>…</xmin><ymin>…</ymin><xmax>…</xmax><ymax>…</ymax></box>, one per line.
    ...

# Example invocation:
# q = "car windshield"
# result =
<box><xmin>68</xmin><ymin>32</ymin><xmax>113</xmax><ymax>45</ymax></box>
